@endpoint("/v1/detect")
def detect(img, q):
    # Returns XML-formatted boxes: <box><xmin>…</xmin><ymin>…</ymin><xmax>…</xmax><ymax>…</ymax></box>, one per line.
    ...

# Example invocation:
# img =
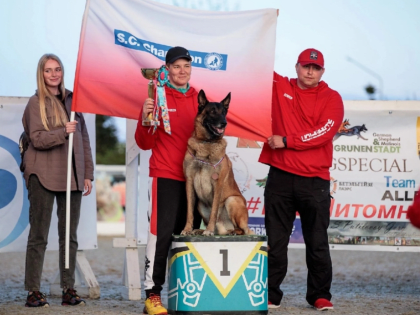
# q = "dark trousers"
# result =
<box><xmin>145</xmin><ymin>177</ymin><xmax>201</xmax><ymax>296</ymax></box>
<box><xmin>24</xmin><ymin>175</ymin><xmax>82</xmax><ymax>291</ymax></box>
<box><xmin>264</xmin><ymin>167</ymin><xmax>332</xmax><ymax>306</ymax></box>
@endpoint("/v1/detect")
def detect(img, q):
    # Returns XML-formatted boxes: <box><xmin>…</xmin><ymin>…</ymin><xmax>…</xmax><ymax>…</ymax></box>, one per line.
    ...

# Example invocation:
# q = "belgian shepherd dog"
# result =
<box><xmin>181</xmin><ymin>90</ymin><xmax>252</xmax><ymax>236</ymax></box>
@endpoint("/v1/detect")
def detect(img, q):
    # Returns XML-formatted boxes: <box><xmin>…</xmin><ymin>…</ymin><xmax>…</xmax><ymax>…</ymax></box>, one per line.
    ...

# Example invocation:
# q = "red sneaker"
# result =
<box><xmin>268</xmin><ymin>300</ymin><xmax>280</xmax><ymax>309</ymax></box>
<box><xmin>314</xmin><ymin>298</ymin><xmax>333</xmax><ymax>311</ymax></box>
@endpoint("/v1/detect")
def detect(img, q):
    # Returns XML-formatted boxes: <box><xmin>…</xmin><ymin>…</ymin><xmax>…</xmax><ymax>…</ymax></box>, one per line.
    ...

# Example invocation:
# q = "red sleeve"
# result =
<box><xmin>134</xmin><ymin>108</ymin><xmax>157</xmax><ymax>150</ymax></box>
<box><xmin>287</xmin><ymin>91</ymin><xmax>344</xmax><ymax>150</ymax></box>
<box><xmin>273</xmin><ymin>71</ymin><xmax>281</xmax><ymax>81</ymax></box>
<box><xmin>408</xmin><ymin>189</ymin><xmax>420</xmax><ymax>228</ymax></box>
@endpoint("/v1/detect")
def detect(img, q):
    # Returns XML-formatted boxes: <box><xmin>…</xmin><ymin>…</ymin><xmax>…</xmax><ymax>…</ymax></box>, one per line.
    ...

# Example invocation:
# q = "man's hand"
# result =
<box><xmin>268</xmin><ymin>135</ymin><xmax>285</xmax><ymax>149</ymax></box>
<box><xmin>142</xmin><ymin>98</ymin><xmax>155</xmax><ymax>120</ymax></box>
<box><xmin>83</xmin><ymin>179</ymin><xmax>92</xmax><ymax>196</ymax></box>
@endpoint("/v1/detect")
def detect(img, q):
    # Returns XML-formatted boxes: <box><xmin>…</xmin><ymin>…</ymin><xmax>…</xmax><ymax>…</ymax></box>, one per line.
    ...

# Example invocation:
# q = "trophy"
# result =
<box><xmin>141</xmin><ymin>68</ymin><xmax>159</xmax><ymax>126</ymax></box>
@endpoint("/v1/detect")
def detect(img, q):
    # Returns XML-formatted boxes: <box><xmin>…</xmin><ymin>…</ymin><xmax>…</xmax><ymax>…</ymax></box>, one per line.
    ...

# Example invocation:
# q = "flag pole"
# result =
<box><xmin>67</xmin><ymin>0</ymin><xmax>90</xmax><ymax>270</ymax></box>
<box><xmin>65</xmin><ymin>111</ymin><xmax>76</xmax><ymax>269</ymax></box>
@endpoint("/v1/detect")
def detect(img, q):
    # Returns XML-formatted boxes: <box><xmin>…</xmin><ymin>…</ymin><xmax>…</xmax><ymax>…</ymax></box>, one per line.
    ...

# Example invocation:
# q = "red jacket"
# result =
<box><xmin>135</xmin><ymin>85</ymin><xmax>198</xmax><ymax>181</ymax></box>
<box><xmin>407</xmin><ymin>189</ymin><xmax>420</xmax><ymax>229</ymax></box>
<box><xmin>259</xmin><ymin>72</ymin><xmax>344</xmax><ymax>180</ymax></box>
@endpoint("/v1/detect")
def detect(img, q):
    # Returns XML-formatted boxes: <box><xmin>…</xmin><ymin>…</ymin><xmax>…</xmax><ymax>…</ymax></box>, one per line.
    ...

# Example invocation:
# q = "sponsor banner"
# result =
<box><xmin>330</xmin><ymin>101</ymin><xmax>420</xmax><ymax>222</ymax></box>
<box><xmin>72</xmin><ymin>0</ymin><xmax>277</xmax><ymax>142</ymax></box>
<box><xmin>328</xmin><ymin>220</ymin><xmax>420</xmax><ymax>246</ymax></box>
<box><xmin>249</xmin><ymin>217</ymin><xmax>304</xmax><ymax>243</ymax></box>
<box><xmin>222</xmin><ymin>101</ymin><xmax>420</xmax><ymax>250</ymax></box>
<box><xmin>0</xmin><ymin>97</ymin><xmax>97</xmax><ymax>252</ymax></box>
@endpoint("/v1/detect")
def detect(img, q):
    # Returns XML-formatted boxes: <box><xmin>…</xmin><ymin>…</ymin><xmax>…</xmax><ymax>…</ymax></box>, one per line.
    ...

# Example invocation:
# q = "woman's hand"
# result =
<box><xmin>83</xmin><ymin>179</ymin><xmax>92</xmax><ymax>196</ymax></box>
<box><xmin>65</xmin><ymin>121</ymin><xmax>78</xmax><ymax>134</ymax></box>
<box><xmin>142</xmin><ymin>98</ymin><xmax>155</xmax><ymax>120</ymax></box>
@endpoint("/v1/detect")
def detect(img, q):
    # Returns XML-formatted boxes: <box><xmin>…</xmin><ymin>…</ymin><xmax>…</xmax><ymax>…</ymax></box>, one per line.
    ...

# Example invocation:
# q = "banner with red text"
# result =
<box><xmin>72</xmin><ymin>0</ymin><xmax>277</xmax><ymax>142</ymax></box>
<box><xmin>219</xmin><ymin>101</ymin><xmax>420</xmax><ymax>252</ymax></box>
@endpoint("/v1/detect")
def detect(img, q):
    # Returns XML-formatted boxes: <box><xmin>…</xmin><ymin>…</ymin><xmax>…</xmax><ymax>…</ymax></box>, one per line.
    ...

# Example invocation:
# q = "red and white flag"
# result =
<box><xmin>72</xmin><ymin>0</ymin><xmax>277</xmax><ymax>141</ymax></box>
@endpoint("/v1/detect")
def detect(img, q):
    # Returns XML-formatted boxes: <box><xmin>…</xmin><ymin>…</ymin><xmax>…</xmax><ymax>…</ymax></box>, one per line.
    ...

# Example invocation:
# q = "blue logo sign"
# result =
<box><xmin>0</xmin><ymin>135</ymin><xmax>29</xmax><ymax>249</ymax></box>
<box><xmin>114</xmin><ymin>29</ymin><xmax>228</xmax><ymax>71</ymax></box>
<box><xmin>204</xmin><ymin>52</ymin><xmax>223</xmax><ymax>71</ymax></box>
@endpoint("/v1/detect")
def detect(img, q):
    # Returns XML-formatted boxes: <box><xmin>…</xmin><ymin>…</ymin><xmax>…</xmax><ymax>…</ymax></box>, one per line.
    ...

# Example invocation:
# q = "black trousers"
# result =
<box><xmin>264</xmin><ymin>166</ymin><xmax>332</xmax><ymax>306</ymax></box>
<box><xmin>145</xmin><ymin>177</ymin><xmax>201</xmax><ymax>297</ymax></box>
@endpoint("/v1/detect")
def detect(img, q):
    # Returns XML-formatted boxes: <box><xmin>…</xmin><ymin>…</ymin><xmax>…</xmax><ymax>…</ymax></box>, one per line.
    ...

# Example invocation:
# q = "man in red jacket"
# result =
<box><xmin>135</xmin><ymin>46</ymin><xmax>200</xmax><ymax>315</ymax></box>
<box><xmin>259</xmin><ymin>48</ymin><xmax>344</xmax><ymax>311</ymax></box>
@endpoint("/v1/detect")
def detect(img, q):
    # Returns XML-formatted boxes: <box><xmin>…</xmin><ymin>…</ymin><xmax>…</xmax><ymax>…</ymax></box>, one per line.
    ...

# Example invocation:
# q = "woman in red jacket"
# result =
<box><xmin>135</xmin><ymin>46</ymin><xmax>200</xmax><ymax>315</ymax></box>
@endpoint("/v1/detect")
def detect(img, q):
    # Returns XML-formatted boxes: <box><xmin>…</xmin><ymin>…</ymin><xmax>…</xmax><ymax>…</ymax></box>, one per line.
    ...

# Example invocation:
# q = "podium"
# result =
<box><xmin>168</xmin><ymin>235</ymin><xmax>268</xmax><ymax>314</ymax></box>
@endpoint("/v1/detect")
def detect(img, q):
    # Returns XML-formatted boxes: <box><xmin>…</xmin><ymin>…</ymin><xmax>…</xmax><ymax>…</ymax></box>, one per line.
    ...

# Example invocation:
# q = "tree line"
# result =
<box><xmin>96</xmin><ymin>115</ymin><xmax>125</xmax><ymax>165</ymax></box>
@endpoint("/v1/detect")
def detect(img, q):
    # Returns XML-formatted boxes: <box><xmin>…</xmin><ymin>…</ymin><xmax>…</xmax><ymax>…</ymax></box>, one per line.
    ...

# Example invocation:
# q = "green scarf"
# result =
<box><xmin>167</xmin><ymin>82</ymin><xmax>190</xmax><ymax>94</ymax></box>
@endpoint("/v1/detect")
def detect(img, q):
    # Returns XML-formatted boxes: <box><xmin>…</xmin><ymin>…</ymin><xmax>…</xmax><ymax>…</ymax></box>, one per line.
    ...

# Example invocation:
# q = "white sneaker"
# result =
<box><xmin>268</xmin><ymin>301</ymin><xmax>280</xmax><ymax>309</ymax></box>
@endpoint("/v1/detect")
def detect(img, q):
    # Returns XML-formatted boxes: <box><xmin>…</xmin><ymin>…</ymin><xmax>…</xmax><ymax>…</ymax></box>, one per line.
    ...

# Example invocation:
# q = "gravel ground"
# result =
<box><xmin>0</xmin><ymin>236</ymin><xmax>419</xmax><ymax>315</ymax></box>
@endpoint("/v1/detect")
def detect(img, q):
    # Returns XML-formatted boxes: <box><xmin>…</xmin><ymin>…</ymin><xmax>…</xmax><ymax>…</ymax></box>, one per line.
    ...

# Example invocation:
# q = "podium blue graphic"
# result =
<box><xmin>168</xmin><ymin>235</ymin><xmax>268</xmax><ymax>314</ymax></box>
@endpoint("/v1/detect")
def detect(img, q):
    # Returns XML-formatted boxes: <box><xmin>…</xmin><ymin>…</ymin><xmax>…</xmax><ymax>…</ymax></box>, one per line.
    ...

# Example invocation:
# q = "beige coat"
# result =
<box><xmin>22</xmin><ymin>89</ymin><xmax>94</xmax><ymax>191</ymax></box>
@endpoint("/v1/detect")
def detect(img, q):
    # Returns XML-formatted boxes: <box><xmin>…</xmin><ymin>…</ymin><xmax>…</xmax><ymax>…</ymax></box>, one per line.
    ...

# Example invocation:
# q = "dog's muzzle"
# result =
<box><xmin>208</xmin><ymin>123</ymin><xmax>226</xmax><ymax>136</ymax></box>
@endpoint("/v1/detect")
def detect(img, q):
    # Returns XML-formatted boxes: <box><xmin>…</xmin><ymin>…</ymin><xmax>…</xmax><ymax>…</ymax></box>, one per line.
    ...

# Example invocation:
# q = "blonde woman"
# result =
<box><xmin>22</xmin><ymin>54</ymin><xmax>94</xmax><ymax>307</ymax></box>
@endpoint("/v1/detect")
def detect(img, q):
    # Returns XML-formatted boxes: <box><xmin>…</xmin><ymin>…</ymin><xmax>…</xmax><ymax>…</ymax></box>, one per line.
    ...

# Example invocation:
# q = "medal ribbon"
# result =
<box><xmin>152</xmin><ymin>66</ymin><xmax>171</xmax><ymax>135</ymax></box>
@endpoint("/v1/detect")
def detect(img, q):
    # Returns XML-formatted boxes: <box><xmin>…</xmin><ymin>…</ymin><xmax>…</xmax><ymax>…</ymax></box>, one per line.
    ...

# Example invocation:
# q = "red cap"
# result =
<box><xmin>297</xmin><ymin>48</ymin><xmax>324</xmax><ymax>68</ymax></box>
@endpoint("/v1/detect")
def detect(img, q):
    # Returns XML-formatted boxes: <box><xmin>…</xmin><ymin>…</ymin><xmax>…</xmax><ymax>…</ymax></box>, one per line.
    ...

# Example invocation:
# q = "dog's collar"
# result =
<box><xmin>188</xmin><ymin>150</ymin><xmax>225</xmax><ymax>169</ymax></box>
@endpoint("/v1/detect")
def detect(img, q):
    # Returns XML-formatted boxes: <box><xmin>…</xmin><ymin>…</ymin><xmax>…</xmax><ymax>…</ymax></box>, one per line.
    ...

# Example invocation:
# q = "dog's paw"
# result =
<box><xmin>180</xmin><ymin>229</ymin><xmax>192</xmax><ymax>236</ymax></box>
<box><xmin>246</xmin><ymin>229</ymin><xmax>255</xmax><ymax>235</ymax></box>
<box><xmin>202</xmin><ymin>230</ymin><xmax>214</xmax><ymax>237</ymax></box>
<box><xmin>191</xmin><ymin>229</ymin><xmax>205</xmax><ymax>236</ymax></box>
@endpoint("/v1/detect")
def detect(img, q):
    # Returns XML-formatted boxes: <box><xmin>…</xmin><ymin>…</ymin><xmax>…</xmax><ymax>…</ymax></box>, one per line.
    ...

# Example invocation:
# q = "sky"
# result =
<box><xmin>1</xmin><ymin>0</ymin><xmax>419</xmax><ymax>140</ymax></box>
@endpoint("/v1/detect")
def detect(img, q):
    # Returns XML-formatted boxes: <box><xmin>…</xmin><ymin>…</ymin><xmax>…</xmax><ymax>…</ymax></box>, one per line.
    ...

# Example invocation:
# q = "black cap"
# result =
<box><xmin>165</xmin><ymin>46</ymin><xmax>192</xmax><ymax>64</ymax></box>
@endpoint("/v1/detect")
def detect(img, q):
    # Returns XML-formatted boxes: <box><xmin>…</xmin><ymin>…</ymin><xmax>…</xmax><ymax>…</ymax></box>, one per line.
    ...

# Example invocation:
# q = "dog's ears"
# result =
<box><xmin>198</xmin><ymin>89</ymin><xmax>208</xmax><ymax>113</ymax></box>
<box><xmin>221</xmin><ymin>92</ymin><xmax>231</xmax><ymax>110</ymax></box>
<box><xmin>198</xmin><ymin>90</ymin><xmax>230</xmax><ymax>112</ymax></box>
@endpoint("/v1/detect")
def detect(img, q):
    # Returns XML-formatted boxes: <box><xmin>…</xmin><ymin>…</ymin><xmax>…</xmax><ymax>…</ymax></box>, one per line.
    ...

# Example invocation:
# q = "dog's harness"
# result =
<box><xmin>188</xmin><ymin>150</ymin><xmax>225</xmax><ymax>169</ymax></box>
